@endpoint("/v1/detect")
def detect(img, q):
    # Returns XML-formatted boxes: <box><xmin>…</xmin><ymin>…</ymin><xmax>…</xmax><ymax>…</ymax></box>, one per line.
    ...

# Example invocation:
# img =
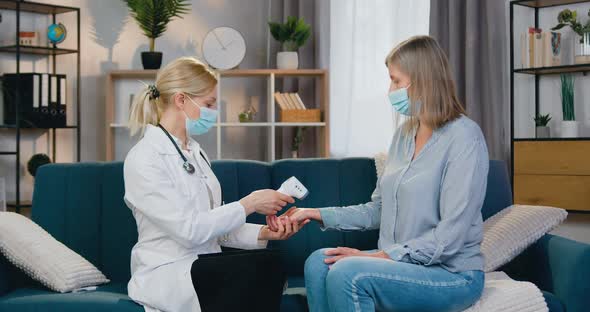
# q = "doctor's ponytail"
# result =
<box><xmin>128</xmin><ymin>85</ymin><xmax>160</xmax><ymax>136</ymax></box>
<box><xmin>127</xmin><ymin>57</ymin><xmax>218</xmax><ymax>136</ymax></box>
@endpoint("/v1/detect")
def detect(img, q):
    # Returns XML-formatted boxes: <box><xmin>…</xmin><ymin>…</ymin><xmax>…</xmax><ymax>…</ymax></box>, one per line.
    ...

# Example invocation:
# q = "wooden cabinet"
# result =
<box><xmin>514</xmin><ymin>140</ymin><xmax>590</xmax><ymax>211</ymax></box>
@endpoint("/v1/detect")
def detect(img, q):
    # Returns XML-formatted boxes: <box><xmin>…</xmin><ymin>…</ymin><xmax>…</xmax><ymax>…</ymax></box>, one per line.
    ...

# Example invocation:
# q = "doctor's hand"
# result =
<box><xmin>240</xmin><ymin>190</ymin><xmax>295</xmax><ymax>216</ymax></box>
<box><xmin>259</xmin><ymin>215</ymin><xmax>310</xmax><ymax>241</ymax></box>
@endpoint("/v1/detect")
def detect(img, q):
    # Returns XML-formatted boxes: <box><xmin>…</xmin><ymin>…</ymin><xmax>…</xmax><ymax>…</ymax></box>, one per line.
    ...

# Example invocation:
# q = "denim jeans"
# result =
<box><xmin>304</xmin><ymin>249</ymin><xmax>485</xmax><ymax>312</ymax></box>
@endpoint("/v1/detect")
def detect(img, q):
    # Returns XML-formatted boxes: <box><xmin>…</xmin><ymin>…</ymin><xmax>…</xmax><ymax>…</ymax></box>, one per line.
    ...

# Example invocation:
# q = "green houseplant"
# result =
<box><xmin>268</xmin><ymin>16</ymin><xmax>311</xmax><ymax>69</ymax></box>
<box><xmin>551</xmin><ymin>8</ymin><xmax>590</xmax><ymax>64</ymax></box>
<box><xmin>291</xmin><ymin>127</ymin><xmax>307</xmax><ymax>158</ymax></box>
<box><xmin>560</xmin><ymin>74</ymin><xmax>577</xmax><ymax>137</ymax></box>
<box><xmin>124</xmin><ymin>0</ymin><xmax>190</xmax><ymax>69</ymax></box>
<box><xmin>534</xmin><ymin>113</ymin><xmax>552</xmax><ymax>138</ymax></box>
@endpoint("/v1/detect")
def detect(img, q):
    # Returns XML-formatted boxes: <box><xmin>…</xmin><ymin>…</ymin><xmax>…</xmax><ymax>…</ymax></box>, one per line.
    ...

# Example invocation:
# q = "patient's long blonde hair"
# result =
<box><xmin>128</xmin><ymin>57</ymin><xmax>218</xmax><ymax>136</ymax></box>
<box><xmin>385</xmin><ymin>36</ymin><xmax>465</xmax><ymax>132</ymax></box>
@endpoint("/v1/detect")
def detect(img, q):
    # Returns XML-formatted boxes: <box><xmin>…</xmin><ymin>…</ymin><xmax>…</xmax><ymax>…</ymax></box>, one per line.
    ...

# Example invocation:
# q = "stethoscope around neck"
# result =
<box><xmin>157</xmin><ymin>123</ymin><xmax>211</xmax><ymax>175</ymax></box>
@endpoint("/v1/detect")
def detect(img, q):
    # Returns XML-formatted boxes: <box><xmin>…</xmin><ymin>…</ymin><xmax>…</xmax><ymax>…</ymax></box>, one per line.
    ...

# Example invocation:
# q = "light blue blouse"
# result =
<box><xmin>320</xmin><ymin>115</ymin><xmax>489</xmax><ymax>273</ymax></box>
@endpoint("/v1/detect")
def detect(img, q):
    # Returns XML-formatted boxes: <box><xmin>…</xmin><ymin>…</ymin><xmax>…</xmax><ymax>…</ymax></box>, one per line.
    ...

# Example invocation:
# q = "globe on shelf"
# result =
<box><xmin>47</xmin><ymin>23</ymin><xmax>67</xmax><ymax>44</ymax></box>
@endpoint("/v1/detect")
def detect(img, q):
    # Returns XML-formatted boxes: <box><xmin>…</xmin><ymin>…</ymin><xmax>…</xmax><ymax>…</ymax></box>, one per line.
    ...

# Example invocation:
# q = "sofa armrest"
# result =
<box><xmin>501</xmin><ymin>233</ymin><xmax>590</xmax><ymax>312</ymax></box>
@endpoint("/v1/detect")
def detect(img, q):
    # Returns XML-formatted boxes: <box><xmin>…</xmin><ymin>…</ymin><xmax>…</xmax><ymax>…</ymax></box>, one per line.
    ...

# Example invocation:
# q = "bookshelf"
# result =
<box><xmin>0</xmin><ymin>0</ymin><xmax>81</xmax><ymax>213</ymax></box>
<box><xmin>510</xmin><ymin>0</ymin><xmax>590</xmax><ymax>211</ymax></box>
<box><xmin>105</xmin><ymin>69</ymin><xmax>329</xmax><ymax>162</ymax></box>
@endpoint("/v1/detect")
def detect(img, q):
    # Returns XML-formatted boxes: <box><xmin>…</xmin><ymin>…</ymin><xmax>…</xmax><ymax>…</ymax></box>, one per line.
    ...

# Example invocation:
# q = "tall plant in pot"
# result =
<box><xmin>560</xmin><ymin>74</ymin><xmax>577</xmax><ymax>138</ymax></box>
<box><xmin>124</xmin><ymin>0</ymin><xmax>190</xmax><ymax>69</ymax></box>
<box><xmin>534</xmin><ymin>113</ymin><xmax>552</xmax><ymax>138</ymax></box>
<box><xmin>268</xmin><ymin>16</ymin><xmax>311</xmax><ymax>69</ymax></box>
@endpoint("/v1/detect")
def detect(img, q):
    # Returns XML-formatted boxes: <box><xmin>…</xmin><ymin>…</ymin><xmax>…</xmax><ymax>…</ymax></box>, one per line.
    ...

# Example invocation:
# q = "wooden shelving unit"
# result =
<box><xmin>105</xmin><ymin>69</ymin><xmax>329</xmax><ymax>162</ymax></box>
<box><xmin>510</xmin><ymin>0</ymin><xmax>590</xmax><ymax>212</ymax></box>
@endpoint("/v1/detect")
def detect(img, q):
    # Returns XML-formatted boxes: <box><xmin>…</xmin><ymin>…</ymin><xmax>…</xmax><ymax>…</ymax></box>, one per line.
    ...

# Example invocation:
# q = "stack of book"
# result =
<box><xmin>274</xmin><ymin>92</ymin><xmax>321</xmax><ymax>122</ymax></box>
<box><xmin>274</xmin><ymin>92</ymin><xmax>307</xmax><ymax>110</ymax></box>
<box><xmin>520</xmin><ymin>27</ymin><xmax>562</xmax><ymax>68</ymax></box>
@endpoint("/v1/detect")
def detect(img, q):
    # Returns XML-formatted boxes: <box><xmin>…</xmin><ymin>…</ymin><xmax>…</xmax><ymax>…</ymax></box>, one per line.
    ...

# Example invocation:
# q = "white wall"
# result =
<box><xmin>513</xmin><ymin>3</ymin><xmax>590</xmax><ymax>138</ymax></box>
<box><xmin>0</xmin><ymin>0</ymin><xmax>276</xmax><ymax>202</ymax></box>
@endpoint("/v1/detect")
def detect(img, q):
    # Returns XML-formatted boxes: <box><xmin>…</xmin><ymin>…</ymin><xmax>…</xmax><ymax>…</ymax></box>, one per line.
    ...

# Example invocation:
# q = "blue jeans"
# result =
<box><xmin>304</xmin><ymin>248</ymin><xmax>485</xmax><ymax>312</ymax></box>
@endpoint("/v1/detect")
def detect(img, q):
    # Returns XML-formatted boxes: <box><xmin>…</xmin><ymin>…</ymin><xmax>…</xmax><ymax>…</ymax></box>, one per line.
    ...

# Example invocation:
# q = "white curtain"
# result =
<box><xmin>329</xmin><ymin>0</ymin><xmax>430</xmax><ymax>157</ymax></box>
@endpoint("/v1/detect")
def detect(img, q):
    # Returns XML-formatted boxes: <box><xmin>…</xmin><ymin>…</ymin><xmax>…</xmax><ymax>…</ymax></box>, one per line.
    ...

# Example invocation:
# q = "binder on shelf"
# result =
<box><xmin>2</xmin><ymin>73</ymin><xmax>43</xmax><ymax>127</ymax></box>
<box><xmin>57</xmin><ymin>75</ymin><xmax>67</xmax><ymax>127</ymax></box>
<box><xmin>1</xmin><ymin>73</ymin><xmax>67</xmax><ymax>128</ymax></box>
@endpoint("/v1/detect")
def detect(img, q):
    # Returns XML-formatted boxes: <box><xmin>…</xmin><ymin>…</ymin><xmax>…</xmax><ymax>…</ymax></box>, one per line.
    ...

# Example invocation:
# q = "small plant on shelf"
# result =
<box><xmin>534</xmin><ymin>113</ymin><xmax>552</xmax><ymax>127</ymax></box>
<box><xmin>534</xmin><ymin>113</ymin><xmax>552</xmax><ymax>138</ymax></box>
<box><xmin>291</xmin><ymin>127</ymin><xmax>307</xmax><ymax>158</ymax></box>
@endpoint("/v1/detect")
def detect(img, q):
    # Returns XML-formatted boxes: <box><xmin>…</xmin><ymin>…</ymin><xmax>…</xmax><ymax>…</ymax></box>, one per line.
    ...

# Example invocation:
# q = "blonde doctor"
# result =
<box><xmin>123</xmin><ymin>57</ymin><xmax>305</xmax><ymax>312</ymax></box>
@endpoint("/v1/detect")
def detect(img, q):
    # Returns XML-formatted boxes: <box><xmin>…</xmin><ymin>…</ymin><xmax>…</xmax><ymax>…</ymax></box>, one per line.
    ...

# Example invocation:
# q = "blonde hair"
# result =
<box><xmin>385</xmin><ymin>35</ymin><xmax>465</xmax><ymax>133</ymax></box>
<box><xmin>128</xmin><ymin>57</ymin><xmax>218</xmax><ymax>136</ymax></box>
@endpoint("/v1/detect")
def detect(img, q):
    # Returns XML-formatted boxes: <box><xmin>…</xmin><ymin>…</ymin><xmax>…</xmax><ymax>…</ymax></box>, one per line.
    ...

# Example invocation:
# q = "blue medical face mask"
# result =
<box><xmin>183</xmin><ymin>94</ymin><xmax>218</xmax><ymax>136</ymax></box>
<box><xmin>388</xmin><ymin>84</ymin><xmax>418</xmax><ymax>116</ymax></box>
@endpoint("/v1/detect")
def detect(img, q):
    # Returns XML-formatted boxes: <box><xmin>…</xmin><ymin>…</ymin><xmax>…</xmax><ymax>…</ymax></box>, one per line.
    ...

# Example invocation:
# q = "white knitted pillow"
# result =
<box><xmin>374</xmin><ymin>152</ymin><xmax>388</xmax><ymax>178</ymax></box>
<box><xmin>482</xmin><ymin>205</ymin><xmax>567</xmax><ymax>272</ymax></box>
<box><xmin>0</xmin><ymin>212</ymin><xmax>109</xmax><ymax>292</ymax></box>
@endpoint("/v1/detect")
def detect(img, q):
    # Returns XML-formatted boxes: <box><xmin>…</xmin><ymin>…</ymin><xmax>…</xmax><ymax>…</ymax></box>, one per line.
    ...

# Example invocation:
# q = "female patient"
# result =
<box><xmin>286</xmin><ymin>36</ymin><xmax>488</xmax><ymax>312</ymax></box>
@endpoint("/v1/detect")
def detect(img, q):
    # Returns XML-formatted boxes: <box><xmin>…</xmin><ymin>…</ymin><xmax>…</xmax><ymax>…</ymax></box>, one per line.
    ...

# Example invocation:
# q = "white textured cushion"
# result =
<box><xmin>0</xmin><ymin>212</ymin><xmax>109</xmax><ymax>293</ymax></box>
<box><xmin>482</xmin><ymin>205</ymin><xmax>567</xmax><ymax>272</ymax></box>
<box><xmin>374</xmin><ymin>152</ymin><xmax>387</xmax><ymax>178</ymax></box>
<box><xmin>464</xmin><ymin>271</ymin><xmax>548</xmax><ymax>312</ymax></box>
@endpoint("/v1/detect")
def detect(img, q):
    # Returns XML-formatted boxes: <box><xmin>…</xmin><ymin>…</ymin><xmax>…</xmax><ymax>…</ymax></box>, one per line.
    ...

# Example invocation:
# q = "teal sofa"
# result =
<box><xmin>0</xmin><ymin>159</ymin><xmax>588</xmax><ymax>312</ymax></box>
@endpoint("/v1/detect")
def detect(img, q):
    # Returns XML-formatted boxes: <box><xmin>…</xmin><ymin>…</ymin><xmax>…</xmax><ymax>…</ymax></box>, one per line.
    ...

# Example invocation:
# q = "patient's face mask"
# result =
<box><xmin>388</xmin><ymin>84</ymin><xmax>418</xmax><ymax>116</ymax></box>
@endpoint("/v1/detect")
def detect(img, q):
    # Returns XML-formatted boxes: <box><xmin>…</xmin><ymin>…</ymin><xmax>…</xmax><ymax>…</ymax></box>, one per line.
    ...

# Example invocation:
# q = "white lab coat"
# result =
<box><xmin>123</xmin><ymin>124</ymin><xmax>267</xmax><ymax>312</ymax></box>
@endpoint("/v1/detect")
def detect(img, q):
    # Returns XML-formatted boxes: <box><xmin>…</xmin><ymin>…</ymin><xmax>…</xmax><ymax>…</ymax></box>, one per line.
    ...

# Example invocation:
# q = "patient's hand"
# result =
<box><xmin>284</xmin><ymin>207</ymin><xmax>322</xmax><ymax>225</ymax></box>
<box><xmin>259</xmin><ymin>214</ymin><xmax>310</xmax><ymax>241</ymax></box>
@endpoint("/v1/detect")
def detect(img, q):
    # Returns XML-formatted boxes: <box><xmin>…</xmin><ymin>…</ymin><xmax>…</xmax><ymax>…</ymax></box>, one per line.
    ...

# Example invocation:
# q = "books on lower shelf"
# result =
<box><xmin>274</xmin><ymin>92</ymin><xmax>307</xmax><ymax>110</ymax></box>
<box><xmin>520</xmin><ymin>27</ymin><xmax>561</xmax><ymax>68</ymax></box>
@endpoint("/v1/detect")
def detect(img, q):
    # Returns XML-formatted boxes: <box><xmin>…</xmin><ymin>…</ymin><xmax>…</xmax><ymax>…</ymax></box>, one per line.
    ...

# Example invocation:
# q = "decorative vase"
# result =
<box><xmin>141</xmin><ymin>52</ymin><xmax>163</xmax><ymax>70</ymax></box>
<box><xmin>574</xmin><ymin>33</ymin><xmax>590</xmax><ymax>64</ymax></box>
<box><xmin>277</xmin><ymin>51</ymin><xmax>299</xmax><ymax>69</ymax></box>
<box><xmin>291</xmin><ymin>150</ymin><xmax>299</xmax><ymax>159</ymax></box>
<box><xmin>535</xmin><ymin>126</ymin><xmax>550</xmax><ymax>138</ymax></box>
<box><xmin>561</xmin><ymin>121</ymin><xmax>578</xmax><ymax>138</ymax></box>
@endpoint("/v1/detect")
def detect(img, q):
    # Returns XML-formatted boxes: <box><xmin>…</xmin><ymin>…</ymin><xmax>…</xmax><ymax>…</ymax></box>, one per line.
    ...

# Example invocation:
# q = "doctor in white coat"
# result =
<box><xmin>123</xmin><ymin>57</ymin><xmax>305</xmax><ymax>312</ymax></box>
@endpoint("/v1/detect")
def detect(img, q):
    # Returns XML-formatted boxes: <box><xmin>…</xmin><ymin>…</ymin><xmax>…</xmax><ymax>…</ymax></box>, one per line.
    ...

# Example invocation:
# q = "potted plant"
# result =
<box><xmin>291</xmin><ymin>127</ymin><xmax>307</xmax><ymax>158</ymax></box>
<box><xmin>534</xmin><ymin>113</ymin><xmax>552</xmax><ymax>138</ymax></box>
<box><xmin>268</xmin><ymin>16</ymin><xmax>311</xmax><ymax>69</ymax></box>
<box><xmin>551</xmin><ymin>8</ymin><xmax>590</xmax><ymax>64</ymax></box>
<box><xmin>560</xmin><ymin>74</ymin><xmax>577</xmax><ymax>138</ymax></box>
<box><xmin>27</xmin><ymin>154</ymin><xmax>52</xmax><ymax>178</ymax></box>
<box><xmin>124</xmin><ymin>0</ymin><xmax>190</xmax><ymax>69</ymax></box>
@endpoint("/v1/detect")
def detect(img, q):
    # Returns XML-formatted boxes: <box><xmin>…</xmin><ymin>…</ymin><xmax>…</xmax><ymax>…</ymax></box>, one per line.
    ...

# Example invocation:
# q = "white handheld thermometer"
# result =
<box><xmin>277</xmin><ymin>176</ymin><xmax>309</xmax><ymax>200</ymax></box>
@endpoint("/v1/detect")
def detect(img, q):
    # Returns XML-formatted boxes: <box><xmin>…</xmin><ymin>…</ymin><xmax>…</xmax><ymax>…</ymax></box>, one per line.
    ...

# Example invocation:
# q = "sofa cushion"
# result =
<box><xmin>0</xmin><ymin>283</ymin><xmax>142</xmax><ymax>312</ymax></box>
<box><xmin>32</xmin><ymin>163</ymin><xmax>137</xmax><ymax>284</ymax></box>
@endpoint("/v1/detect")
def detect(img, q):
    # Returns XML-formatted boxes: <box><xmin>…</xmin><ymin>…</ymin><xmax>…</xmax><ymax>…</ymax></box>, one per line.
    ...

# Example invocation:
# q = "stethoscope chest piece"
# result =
<box><xmin>183</xmin><ymin>162</ymin><xmax>195</xmax><ymax>174</ymax></box>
